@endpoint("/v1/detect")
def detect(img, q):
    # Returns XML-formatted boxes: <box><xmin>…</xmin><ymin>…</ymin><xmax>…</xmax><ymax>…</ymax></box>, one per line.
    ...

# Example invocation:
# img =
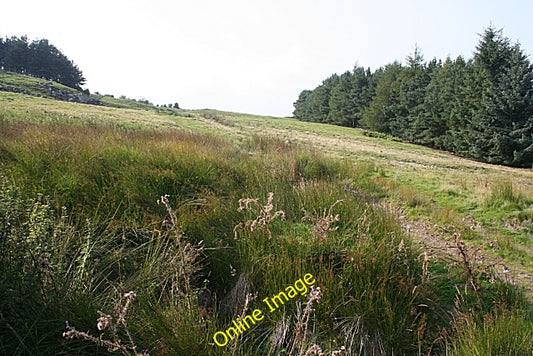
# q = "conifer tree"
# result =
<box><xmin>411</xmin><ymin>58</ymin><xmax>442</xmax><ymax>145</ymax></box>
<box><xmin>328</xmin><ymin>71</ymin><xmax>356</xmax><ymax>126</ymax></box>
<box><xmin>1</xmin><ymin>36</ymin><xmax>30</xmax><ymax>73</ymax></box>
<box><xmin>350</xmin><ymin>66</ymin><xmax>374</xmax><ymax>127</ymax></box>
<box><xmin>361</xmin><ymin>63</ymin><xmax>402</xmax><ymax>133</ymax></box>
<box><xmin>293</xmin><ymin>26</ymin><xmax>533</xmax><ymax>167</ymax></box>
<box><xmin>0</xmin><ymin>35</ymin><xmax>85</xmax><ymax>88</ymax></box>
<box><xmin>388</xmin><ymin>46</ymin><xmax>430</xmax><ymax>142</ymax></box>
<box><xmin>327</xmin><ymin>66</ymin><xmax>373</xmax><ymax>127</ymax></box>
<box><xmin>442</xmin><ymin>56</ymin><xmax>477</xmax><ymax>155</ymax></box>
<box><xmin>293</xmin><ymin>90</ymin><xmax>314</xmax><ymax>120</ymax></box>
<box><xmin>471</xmin><ymin>27</ymin><xmax>533</xmax><ymax>166</ymax></box>
<box><xmin>307</xmin><ymin>74</ymin><xmax>339</xmax><ymax>123</ymax></box>
<box><xmin>422</xmin><ymin>58</ymin><xmax>449</xmax><ymax>148</ymax></box>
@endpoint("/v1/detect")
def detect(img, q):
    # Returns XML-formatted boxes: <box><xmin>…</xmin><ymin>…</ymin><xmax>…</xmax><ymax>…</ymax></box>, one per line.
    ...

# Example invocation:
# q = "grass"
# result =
<box><xmin>1</xmin><ymin>75</ymin><xmax>533</xmax><ymax>354</ymax></box>
<box><xmin>447</xmin><ymin>308</ymin><xmax>533</xmax><ymax>356</ymax></box>
<box><xmin>0</xmin><ymin>70</ymin><xmax>80</xmax><ymax>97</ymax></box>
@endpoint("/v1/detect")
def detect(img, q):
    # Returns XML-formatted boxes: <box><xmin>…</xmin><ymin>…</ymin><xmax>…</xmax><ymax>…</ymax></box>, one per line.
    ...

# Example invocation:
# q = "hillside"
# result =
<box><xmin>1</xmin><ymin>75</ymin><xmax>532</xmax><ymax>355</ymax></box>
<box><xmin>2</xmin><ymin>81</ymin><xmax>531</xmax><ymax>279</ymax></box>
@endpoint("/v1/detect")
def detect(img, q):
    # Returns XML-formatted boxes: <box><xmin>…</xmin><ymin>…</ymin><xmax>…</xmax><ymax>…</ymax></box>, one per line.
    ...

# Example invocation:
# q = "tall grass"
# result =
<box><xmin>1</xmin><ymin>119</ymin><xmax>531</xmax><ymax>355</ymax></box>
<box><xmin>484</xmin><ymin>180</ymin><xmax>530</xmax><ymax>211</ymax></box>
<box><xmin>447</xmin><ymin>309</ymin><xmax>533</xmax><ymax>355</ymax></box>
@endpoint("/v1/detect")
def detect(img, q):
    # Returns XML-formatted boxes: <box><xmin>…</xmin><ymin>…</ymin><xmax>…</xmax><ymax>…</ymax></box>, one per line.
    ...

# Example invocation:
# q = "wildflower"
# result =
<box><xmin>157</xmin><ymin>194</ymin><xmax>170</xmax><ymax>205</ymax></box>
<box><xmin>162</xmin><ymin>218</ymin><xmax>173</xmax><ymax>229</ymax></box>
<box><xmin>97</xmin><ymin>312</ymin><xmax>111</xmax><ymax>331</ymax></box>
<box><xmin>235</xmin><ymin>192</ymin><xmax>285</xmax><ymax>239</ymax></box>
<box><xmin>308</xmin><ymin>286</ymin><xmax>322</xmax><ymax>303</ymax></box>
<box><xmin>301</xmin><ymin>200</ymin><xmax>343</xmax><ymax>240</ymax></box>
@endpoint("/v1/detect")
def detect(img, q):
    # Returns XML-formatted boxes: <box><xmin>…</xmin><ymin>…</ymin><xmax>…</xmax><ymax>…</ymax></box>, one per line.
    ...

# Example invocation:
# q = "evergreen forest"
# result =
<box><xmin>293</xmin><ymin>27</ymin><xmax>533</xmax><ymax>168</ymax></box>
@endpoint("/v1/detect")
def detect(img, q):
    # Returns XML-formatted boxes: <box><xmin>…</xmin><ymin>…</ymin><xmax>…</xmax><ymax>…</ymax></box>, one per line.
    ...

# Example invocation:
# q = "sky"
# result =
<box><xmin>1</xmin><ymin>0</ymin><xmax>532</xmax><ymax>117</ymax></box>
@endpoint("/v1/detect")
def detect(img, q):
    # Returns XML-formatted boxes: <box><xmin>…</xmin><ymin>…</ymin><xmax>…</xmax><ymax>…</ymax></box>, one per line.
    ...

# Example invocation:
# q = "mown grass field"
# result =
<box><xmin>1</xmin><ymin>75</ymin><xmax>532</xmax><ymax>355</ymax></box>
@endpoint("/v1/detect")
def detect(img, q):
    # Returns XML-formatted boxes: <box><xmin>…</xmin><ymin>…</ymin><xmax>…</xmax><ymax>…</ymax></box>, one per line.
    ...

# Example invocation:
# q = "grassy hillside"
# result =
<box><xmin>1</xmin><ymin>78</ymin><xmax>532</xmax><ymax>355</ymax></box>
<box><xmin>0</xmin><ymin>71</ymin><xmax>80</xmax><ymax>97</ymax></box>
<box><xmin>3</xmin><ymin>87</ymin><xmax>530</xmax><ymax>283</ymax></box>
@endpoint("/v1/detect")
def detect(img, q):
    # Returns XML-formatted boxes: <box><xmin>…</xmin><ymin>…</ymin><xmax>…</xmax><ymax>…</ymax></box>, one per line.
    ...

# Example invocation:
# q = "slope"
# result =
<box><xmin>1</xmin><ymin>90</ymin><xmax>532</xmax><ymax>291</ymax></box>
<box><xmin>1</xmin><ymin>79</ymin><xmax>532</xmax><ymax>355</ymax></box>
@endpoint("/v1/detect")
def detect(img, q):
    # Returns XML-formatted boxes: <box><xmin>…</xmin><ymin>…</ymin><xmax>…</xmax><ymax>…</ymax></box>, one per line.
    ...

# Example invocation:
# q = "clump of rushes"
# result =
<box><xmin>63</xmin><ymin>291</ymin><xmax>148</xmax><ymax>356</ymax></box>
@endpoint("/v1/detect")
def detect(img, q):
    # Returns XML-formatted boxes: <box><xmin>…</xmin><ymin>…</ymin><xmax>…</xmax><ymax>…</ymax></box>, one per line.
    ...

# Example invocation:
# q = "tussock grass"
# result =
<box><xmin>484</xmin><ymin>180</ymin><xmax>529</xmax><ymax>209</ymax></box>
<box><xmin>447</xmin><ymin>308</ymin><xmax>533</xmax><ymax>356</ymax></box>
<box><xmin>484</xmin><ymin>180</ymin><xmax>533</xmax><ymax>223</ymax></box>
<box><xmin>1</xmin><ymin>96</ymin><xmax>532</xmax><ymax>355</ymax></box>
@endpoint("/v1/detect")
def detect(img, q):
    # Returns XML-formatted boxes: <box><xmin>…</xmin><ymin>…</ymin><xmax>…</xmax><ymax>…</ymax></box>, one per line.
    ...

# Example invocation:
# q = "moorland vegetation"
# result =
<box><xmin>1</xmin><ymin>28</ymin><xmax>532</xmax><ymax>355</ymax></box>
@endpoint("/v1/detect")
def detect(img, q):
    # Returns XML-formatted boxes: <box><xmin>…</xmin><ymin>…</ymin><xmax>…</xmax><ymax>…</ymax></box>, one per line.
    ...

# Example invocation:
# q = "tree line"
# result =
<box><xmin>293</xmin><ymin>27</ymin><xmax>533</xmax><ymax>168</ymax></box>
<box><xmin>0</xmin><ymin>35</ymin><xmax>85</xmax><ymax>89</ymax></box>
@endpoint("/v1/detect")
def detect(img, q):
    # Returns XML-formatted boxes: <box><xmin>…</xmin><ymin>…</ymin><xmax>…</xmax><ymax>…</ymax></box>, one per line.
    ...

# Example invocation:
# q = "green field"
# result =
<box><xmin>1</xmin><ymin>73</ymin><xmax>532</xmax><ymax>355</ymax></box>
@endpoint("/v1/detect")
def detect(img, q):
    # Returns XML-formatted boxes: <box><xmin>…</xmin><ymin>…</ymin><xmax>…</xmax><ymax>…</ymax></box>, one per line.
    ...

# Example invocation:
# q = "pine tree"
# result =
<box><xmin>327</xmin><ymin>66</ymin><xmax>373</xmax><ymax>127</ymax></box>
<box><xmin>2</xmin><ymin>36</ymin><xmax>30</xmax><ymax>73</ymax></box>
<box><xmin>470</xmin><ymin>27</ymin><xmax>533</xmax><ymax>166</ymax></box>
<box><xmin>388</xmin><ymin>46</ymin><xmax>431</xmax><ymax>142</ymax></box>
<box><xmin>0</xmin><ymin>38</ymin><xmax>6</xmax><ymax>69</ymax></box>
<box><xmin>412</xmin><ymin>58</ymin><xmax>443</xmax><ymax>146</ymax></box>
<box><xmin>437</xmin><ymin>56</ymin><xmax>476</xmax><ymax>154</ymax></box>
<box><xmin>361</xmin><ymin>63</ymin><xmax>402</xmax><ymax>133</ymax></box>
<box><xmin>486</xmin><ymin>45</ymin><xmax>533</xmax><ymax>166</ymax></box>
<box><xmin>350</xmin><ymin>66</ymin><xmax>374</xmax><ymax>127</ymax></box>
<box><xmin>293</xmin><ymin>26</ymin><xmax>533</xmax><ymax>167</ymax></box>
<box><xmin>328</xmin><ymin>71</ymin><xmax>356</xmax><ymax>126</ymax></box>
<box><xmin>307</xmin><ymin>74</ymin><xmax>339</xmax><ymax>123</ymax></box>
<box><xmin>293</xmin><ymin>90</ymin><xmax>313</xmax><ymax>120</ymax></box>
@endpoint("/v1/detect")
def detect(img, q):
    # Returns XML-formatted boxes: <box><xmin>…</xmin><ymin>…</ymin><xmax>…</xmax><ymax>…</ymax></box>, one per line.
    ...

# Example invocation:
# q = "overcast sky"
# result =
<box><xmin>2</xmin><ymin>0</ymin><xmax>532</xmax><ymax>116</ymax></box>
